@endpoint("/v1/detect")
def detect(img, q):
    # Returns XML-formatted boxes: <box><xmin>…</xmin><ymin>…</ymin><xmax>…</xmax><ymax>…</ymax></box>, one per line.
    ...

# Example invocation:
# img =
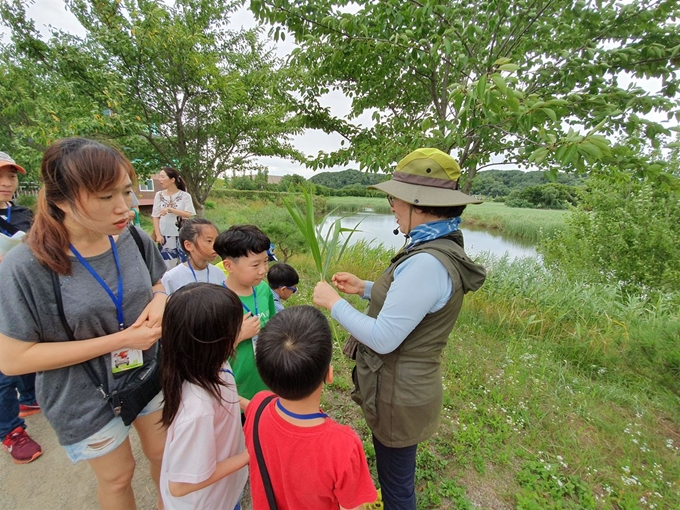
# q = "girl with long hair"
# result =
<box><xmin>160</xmin><ymin>283</ymin><xmax>249</xmax><ymax>510</ymax></box>
<box><xmin>161</xmin><ymin>218</ymin><xmax>226</xmax><ymax>294</ymax></box>
<box><xmin>152</xmin><ymin>167</ymin><xmax>196</xmax><ymax>268</ymax></box>
<box><xmin>0</xmin><ymin>138</ymin><xmax>168</xmax><ymax>510</ymax></box>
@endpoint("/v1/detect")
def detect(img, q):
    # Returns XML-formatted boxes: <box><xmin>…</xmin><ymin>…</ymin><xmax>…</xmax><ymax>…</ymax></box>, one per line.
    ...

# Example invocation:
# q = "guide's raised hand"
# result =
<box><xmin>331</xmin><ymin>272</ymin><xmax>366</xmax><ymax>296</ymax></box>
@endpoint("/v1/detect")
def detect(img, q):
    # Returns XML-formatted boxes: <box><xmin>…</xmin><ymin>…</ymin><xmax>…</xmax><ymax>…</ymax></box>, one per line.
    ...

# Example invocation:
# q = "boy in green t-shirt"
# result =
<box><xmin>214</xmin><ymin>225</ymin><xmax>277</xmax><ymax>401</ymax></box>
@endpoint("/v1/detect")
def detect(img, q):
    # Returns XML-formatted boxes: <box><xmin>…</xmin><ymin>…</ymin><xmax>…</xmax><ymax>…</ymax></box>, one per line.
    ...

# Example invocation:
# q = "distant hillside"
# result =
<box><xmin>309</xmin><ymin>169</ymin><xmax>391</xmax><ymax>189</ymax></box>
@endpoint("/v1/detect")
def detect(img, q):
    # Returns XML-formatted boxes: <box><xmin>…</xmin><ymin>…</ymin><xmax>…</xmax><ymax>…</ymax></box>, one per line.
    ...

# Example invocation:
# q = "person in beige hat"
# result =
<box><xmin>314</xmin><ymin>148</ymin><xmax>486</xmax><ymax>509</ymax></box>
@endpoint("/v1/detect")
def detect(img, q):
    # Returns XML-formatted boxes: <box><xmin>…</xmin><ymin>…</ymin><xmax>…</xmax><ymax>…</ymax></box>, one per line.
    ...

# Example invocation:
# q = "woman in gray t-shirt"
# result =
<box><xmin>0</xmin><ymin>138</ymin><xmax>168</xmax><ymax>509</ymax></box>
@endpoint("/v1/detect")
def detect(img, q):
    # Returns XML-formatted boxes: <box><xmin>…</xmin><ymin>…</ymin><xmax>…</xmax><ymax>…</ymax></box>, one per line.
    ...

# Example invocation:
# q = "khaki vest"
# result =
<box><xmin>351</xmin><ymin>234</ymin><xmax>485</xmax><ymax>447</ymax></box>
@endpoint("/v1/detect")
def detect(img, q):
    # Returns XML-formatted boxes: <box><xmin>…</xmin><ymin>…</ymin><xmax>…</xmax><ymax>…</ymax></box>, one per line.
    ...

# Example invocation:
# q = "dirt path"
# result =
<box><xmin>0</xmin><ymin>412</ymin><xmax>158</xmax><ymax>509</ymax></box>
<box><xmin>1</xmin><ymin>412</ymin><xmax>253</xmax><ymax>509</ymax></box>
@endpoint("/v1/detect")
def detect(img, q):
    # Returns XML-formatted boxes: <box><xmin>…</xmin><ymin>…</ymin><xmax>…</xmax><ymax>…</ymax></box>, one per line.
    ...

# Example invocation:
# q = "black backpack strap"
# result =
<box><xmin>0</xmin><ymin>215</ymin><xmax>20</xmax><ymax>236</ymax></box>
<box><xmin>50</xmin><ymin>271</ymin><xmax>109</xmax><ymax>400</ymax></box>
<box><xmin>254</xmin><ymin>395</ymin><xmax>278</xmax><ymax>510</ymax></box>
<box><xmin>127</xmin><ymin>225</ymin><xmax>147</xmax><ymax>265</ymax></box>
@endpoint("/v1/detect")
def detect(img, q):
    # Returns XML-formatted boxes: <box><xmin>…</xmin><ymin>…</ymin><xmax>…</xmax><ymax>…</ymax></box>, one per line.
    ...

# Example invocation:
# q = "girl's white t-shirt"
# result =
<box><xmin>152</xmin><ymin>190</ymin><xmax>196</xmax><ymax>236</ymax></box>
<box><xmin>161</xmin><ymin>263</ymin><xmax>227</xmax><ymax>295</ymax></box>
<box><xmin>160</xmin><ymin>365</ymin><xmax>247</xmax><ymax>510</ymax></box>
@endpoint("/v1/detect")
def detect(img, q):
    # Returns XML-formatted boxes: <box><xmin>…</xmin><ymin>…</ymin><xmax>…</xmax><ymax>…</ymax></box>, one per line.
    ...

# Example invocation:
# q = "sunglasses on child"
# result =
<box><xmin>284</xmin><ymin>286</ymin><xmax>298</xmax><ymax>294</ymax></box>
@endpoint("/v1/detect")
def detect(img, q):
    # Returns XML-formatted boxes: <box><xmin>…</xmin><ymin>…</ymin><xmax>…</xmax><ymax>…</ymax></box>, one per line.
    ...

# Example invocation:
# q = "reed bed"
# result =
<box><xmin>287</xmin><ymin>236</ymin><xmax>680</xmax><ymax>508</ymax></box>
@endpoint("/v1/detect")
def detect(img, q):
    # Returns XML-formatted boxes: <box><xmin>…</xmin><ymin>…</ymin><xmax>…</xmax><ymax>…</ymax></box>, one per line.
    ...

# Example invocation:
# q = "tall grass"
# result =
<box><xmin>309</xmin><ymin>251</ymin><xmax>680</xmax><ymax>508</ymax></box>
<box><xmin>283</xmin><ymin>188</ymin><xmax>360</xmax><ymax>280</ymax></box>
<box><xmin>325</xmin><ymin>197</ymin><xmax>566</xmax><ymax>242</ymax></box>
<box><xmin>282</xmin><ymin>225</ymin><xmax>680</xmax><ymax>508</ymax></box>
<box><xmin>458</xmin><ymin>202</ymin><xmax>566</xmax><ymax>242</ymax></box>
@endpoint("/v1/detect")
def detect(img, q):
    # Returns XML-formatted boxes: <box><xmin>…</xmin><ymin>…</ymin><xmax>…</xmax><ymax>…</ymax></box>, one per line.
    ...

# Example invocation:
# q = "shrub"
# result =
<box><xmin>506</xmin><ymin>183</ymin><xmax>580</xmax><ymax>209</ymax></box>
<box><xmin>14</xmin><ymin>194</ymin><xmax>37</xmax><ymax>210</ymax></box>
<box><xmin>541</xmin><ymin>179</ymin><xmax>680</xmax><ymax>295</ymax></box>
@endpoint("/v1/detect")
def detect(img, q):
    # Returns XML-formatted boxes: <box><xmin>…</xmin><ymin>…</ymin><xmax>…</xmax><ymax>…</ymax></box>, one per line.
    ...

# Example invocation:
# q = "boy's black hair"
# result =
<box><xmin>160</xmin><ymin>283</ymin><xmax>243</xmax><ymax>427</ymax></box>
<box><xmin>255</xmin><ymin>306</ymin><xmax>332</xmax><ymax>400</ymax></box>
<box><xmin>267</xmin><ymin>262</ymin><xmax>300</xmax><ymax>289</ymax></box>
<box><xmin>179</xmin><ymin>218</ymin><xmax>216</xmax><ymax>252</ymax></box>
<box><xmin>214</xmin><ymin>224</ymin><xmax>271</xmax><ymax>259</ymax></box>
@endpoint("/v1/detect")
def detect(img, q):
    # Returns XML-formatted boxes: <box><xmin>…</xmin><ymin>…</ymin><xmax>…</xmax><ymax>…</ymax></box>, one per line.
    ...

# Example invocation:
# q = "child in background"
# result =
<box><xmin>244</xmin><ymin>306</ymin><xmax>377</xmax><ymax>509</ymax></box>
<box><xmin>214</xmin><ymin>225</ymin><xmax>277</xmax><ymax>402</ymax></box>
<box><xmin>160</xmin><ymin>283</ymin><xmax>249</xmax><ymax>510</ymax></box>
<box><xmin>161</xmin><ymin>219</ymin><xmax>226</xmax><ymax>294</ymax></box>
<box><xmin>267</xmin><ymin>262</ymin><xmax>300</xmax><ymax>312</ymax></box>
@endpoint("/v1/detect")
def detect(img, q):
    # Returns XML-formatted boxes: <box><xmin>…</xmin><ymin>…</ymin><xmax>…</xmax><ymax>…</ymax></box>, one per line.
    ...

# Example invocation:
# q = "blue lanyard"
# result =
<box><xmin>276</xmin><ymin>399</ymin><xmax>327</xmax><ymax>420</ymax></box>
<box><xmin>241</xmin><ymin>287</ymin><xmax>258</xmax><ymax>316</ymax></box>
<box><xmin>70</xmin><ymin>236</ymin><xmax>125</xmax><ymax>330</ymax></box>
<box><xmin>220</xmin><ymin>368</ymin><xmax>234</xmax><ymax>376</ymax></box>
<box><xmin>0</xmin><ymin>205</ymin><xmax>11</xmax><ymax>236</ymax></box>
<box><xmin>187</xmin><ymin>260</ymin><xmax>209</xmax><ymax>283</ymax></box>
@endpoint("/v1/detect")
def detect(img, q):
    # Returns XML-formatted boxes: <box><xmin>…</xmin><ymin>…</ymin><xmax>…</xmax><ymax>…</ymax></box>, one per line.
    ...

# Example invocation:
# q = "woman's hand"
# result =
<box><xmin>331</xmin><ymin>272</ymin><xmax>365</xmax><ymax>296</ymax></box>
<box><xmin>133</xmin><ymin>291</ymin><xmax>167</xmax><ymax>328</ymax></box>
<box><xmin>120</xmin><ymin>322</ymin><xmax>162</xmax><ymax>351</ymax></box>
<box><xmin>155</xmin><ymin>233</ymin><xmax>164</xmax><ymax>244</ymax></box>
<box><xmin>313</xmin><ymin>281</ymin><xmax>342</xmax><ymax>311</ymax></box>
<box><xmin>237</xmin><ymin>313</ymin><xmax>260</xmax><ymax>344</ymax></box>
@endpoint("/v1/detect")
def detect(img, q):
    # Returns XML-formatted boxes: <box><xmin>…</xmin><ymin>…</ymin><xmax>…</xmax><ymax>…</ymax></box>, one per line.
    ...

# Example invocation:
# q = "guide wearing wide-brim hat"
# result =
<box><xmin>368</xmin><ymin>148</ymin><xmax>482</xmax><ymax>206</ymax></box>
<box><xmin>0</xmin><ymin>151</ymin><xmax>27</xmax><ymax>174</ymax></box>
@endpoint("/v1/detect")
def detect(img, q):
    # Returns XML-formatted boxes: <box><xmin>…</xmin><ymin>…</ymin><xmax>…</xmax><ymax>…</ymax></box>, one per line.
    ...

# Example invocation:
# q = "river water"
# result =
<box><xmin>321</xmin><ymin>211</ymin><xmax>538</xmax><ymax>260</ymax></box>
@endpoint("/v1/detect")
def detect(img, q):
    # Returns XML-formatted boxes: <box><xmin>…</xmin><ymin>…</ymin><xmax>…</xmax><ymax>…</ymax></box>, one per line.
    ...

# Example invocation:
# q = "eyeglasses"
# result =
<box><xmin>387</xmin><ymin>195</ymin><xmax>394</xmax><ymax>206</ymax></box>
<box><xmin>284</xmin><ymin>286</ymin><xmax>298</xmax><ymax>294</ymax></box>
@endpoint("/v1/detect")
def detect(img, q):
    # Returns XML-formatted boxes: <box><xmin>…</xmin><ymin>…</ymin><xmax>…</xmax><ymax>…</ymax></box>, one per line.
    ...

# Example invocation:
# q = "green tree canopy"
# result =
<box><xmin>251</xmin><ymin>0</ymin><xmax>680</xmax><ymax>191</ymax></box>
<box><xmin>1</xmin><ymin>0</ymin><xmax>303</xmax><ymax>212</ymax></box>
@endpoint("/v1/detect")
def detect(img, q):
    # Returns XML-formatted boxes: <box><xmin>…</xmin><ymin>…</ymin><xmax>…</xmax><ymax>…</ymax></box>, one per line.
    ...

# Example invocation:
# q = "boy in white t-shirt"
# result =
<box><xmin>161</xmin><ymin>219</ymin><xmax>226</xmax><ymax>294</ymax></box>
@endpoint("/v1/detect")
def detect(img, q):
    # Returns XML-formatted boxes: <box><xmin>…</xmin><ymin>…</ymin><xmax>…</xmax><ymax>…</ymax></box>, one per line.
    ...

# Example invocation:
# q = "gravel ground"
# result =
<box><xmin>0</xmin><ymin>411</ymin><xmax>252</xmax><ymax>510</ymax></box>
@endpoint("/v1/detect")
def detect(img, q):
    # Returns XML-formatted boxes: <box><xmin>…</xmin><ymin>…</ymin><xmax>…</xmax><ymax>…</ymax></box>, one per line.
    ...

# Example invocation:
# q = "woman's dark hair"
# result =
<box><xmin>214</xmin><ymin>224</ymin><xmax>270</xmax><ymax>259</ymax></box>
<box><xmin>179</xmin><ymin>218</ymin><xmax>216</xmax><ymax>253</ymax></box>
<box><xmin>416</xmin><ymin>204</ymin><xmax>467</xmax><ymax>218</ymax></box>
<box><xmin>255</xmin><ymin>306</ymin><xmax>332</xmax><ymax>400</ymax></box>
<box><xmin>27</xmin><ymin>137</ymin><xmax>135</xmax><ymax>275</ymax></box>
<box><xmin>161</xmin><ymin>283</ymin><xmax>243</xmax><ymax>427</ymax></box>
<box><xmin>267</xmin><ymin>263</ymin><xmax>299</xmax><ymax>289</ymax></box>
<box><xmin>160</xmin><ymin>167</ymin><xmax>186</xmax><ymax>192</ymax></box>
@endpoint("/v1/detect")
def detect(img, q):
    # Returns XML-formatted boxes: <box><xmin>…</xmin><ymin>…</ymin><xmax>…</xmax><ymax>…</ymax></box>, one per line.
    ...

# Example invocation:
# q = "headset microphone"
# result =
<box><xmin>393</xmin><ymin>228</ymin><xmax>400</xmax><ymax>235</ymax></box>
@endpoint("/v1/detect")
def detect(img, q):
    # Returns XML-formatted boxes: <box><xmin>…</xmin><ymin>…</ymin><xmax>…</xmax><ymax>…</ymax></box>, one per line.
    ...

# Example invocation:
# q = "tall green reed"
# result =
<box><xmin>283</xmin><ymin>187</ymin><xmax>362</xmax><ymax>280</ymax></box>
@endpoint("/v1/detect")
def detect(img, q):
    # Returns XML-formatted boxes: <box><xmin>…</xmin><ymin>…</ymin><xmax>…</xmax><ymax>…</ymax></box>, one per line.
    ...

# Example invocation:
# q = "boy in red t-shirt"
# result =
<box><xmin>242</xmin><ymin>305</ymin><xmax>377</xmax><ymax>510</ymax></box>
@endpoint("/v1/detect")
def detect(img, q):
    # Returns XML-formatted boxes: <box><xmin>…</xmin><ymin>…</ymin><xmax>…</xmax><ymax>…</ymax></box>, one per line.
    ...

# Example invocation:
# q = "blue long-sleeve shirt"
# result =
<box><xmin>330</xmin><ymin>253</ymin><xmax>453</xmax><ymax>354</ymax></box>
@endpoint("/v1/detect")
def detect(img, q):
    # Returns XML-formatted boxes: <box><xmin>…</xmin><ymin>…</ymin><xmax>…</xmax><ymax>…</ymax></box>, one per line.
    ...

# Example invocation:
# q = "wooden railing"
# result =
<box><xmin>16</xmin><ymin>183</ymin><xmax>40</xmax><ymax>197</ymax></box>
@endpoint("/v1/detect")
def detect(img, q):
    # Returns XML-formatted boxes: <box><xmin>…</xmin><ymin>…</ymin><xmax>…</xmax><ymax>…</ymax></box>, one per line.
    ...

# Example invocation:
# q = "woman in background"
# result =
<box><xmin>152</xmin><ymin>167</ymin><xmax>195</xmax><ymax>268</ymax></box>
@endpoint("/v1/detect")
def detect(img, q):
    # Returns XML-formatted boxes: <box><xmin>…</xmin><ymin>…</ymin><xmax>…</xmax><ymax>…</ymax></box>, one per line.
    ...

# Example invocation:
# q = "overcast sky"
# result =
<box><xmin>1</xmin><ymin>0</ymin><xmax>361</xmax><ymax>178</ymax></box>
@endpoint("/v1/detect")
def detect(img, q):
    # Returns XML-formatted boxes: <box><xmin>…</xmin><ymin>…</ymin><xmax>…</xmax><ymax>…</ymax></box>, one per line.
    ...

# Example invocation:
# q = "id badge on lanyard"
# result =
<box><xmin>70</xmin><ymin>236</ymin><xmax>144</xmax><ymax>374</ymax></box>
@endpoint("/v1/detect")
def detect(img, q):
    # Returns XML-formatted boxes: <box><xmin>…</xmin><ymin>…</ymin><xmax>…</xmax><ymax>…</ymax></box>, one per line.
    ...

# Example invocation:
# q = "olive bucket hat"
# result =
<box><xmin>368</xmin><ymin>148</ymin><xmax>481</xmax><ymax>206</ymax></box>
